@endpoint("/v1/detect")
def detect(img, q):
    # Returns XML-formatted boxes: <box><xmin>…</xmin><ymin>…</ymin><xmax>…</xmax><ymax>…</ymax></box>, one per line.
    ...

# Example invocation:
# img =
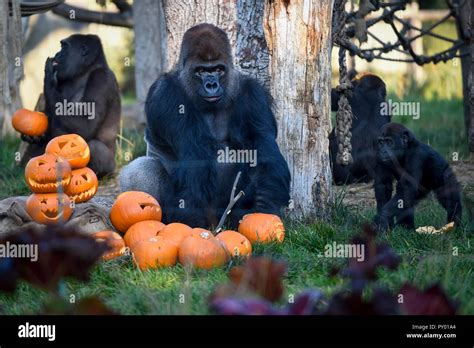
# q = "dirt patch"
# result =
<box><xmin>97</xmin><ymin>173</ymin><xmax>121</xmax><ymax>199</ymax></box>
<box><xmin>335</xmin><ymin>160</ymin><xmax>473</xmax><ymax>209</ymax></box>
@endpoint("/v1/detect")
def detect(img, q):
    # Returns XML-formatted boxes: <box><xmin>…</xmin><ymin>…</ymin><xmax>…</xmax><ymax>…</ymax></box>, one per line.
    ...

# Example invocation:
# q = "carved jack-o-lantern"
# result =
<box><xmin>65</xmin><ymin>167</ymin><xmax>98</xmax><ymax>203</ymax></box>
<box><xmin>26</xmin><ymin>193</ymin><xmax>73</xmax><ymax>225</ymax></box>
<box><xmin>24</xmin><ymin>154</ymin><xmax>71</xmax><ymax>193</ymax></box>
<box><xmin>45</xmin><ymin>134</ymin><xmax>90</xmax><ymax>168</ymax></box>
<box><xmin>92</xmin><ymin>230</ymin><xmax>127</xmax><ymax>261</ymax></box>
<box><xmin>110</xmin><ymin>191</ymin><xmax>162</xmax><ymax>233</ymax></box>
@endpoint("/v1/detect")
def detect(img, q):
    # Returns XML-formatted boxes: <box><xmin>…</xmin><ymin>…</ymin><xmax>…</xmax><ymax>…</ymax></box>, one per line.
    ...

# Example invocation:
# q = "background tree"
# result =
<box><xmin>133</xmin><ymin>0</ymin><xmax>166</xmax><ymax>123</ymax></box>
<box><xmin>0</xmin><ymin>0</ymin><xmax>23</xmax><ymax>137</ymax></box>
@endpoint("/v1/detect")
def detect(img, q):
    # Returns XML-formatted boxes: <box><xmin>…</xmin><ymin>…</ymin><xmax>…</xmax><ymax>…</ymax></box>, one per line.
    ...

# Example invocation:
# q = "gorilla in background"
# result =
<box><xmin>21</xmin><ymin>34</ymin><xmax>121</xmax><ymax>178</ymax></box>
<box><xmin>120</xmin><ymin>23</ymin><xmax>291</xmax><ymax>228</ymax></box>
<box><xmin>329</xmin><ymin>73</ymin><xmax>390</xmax><ymax>185</ymax></box>
<box><xmin>373</xmin><ymin>123</ymin><xmax>462</xmax><ymax>231</ymax></box>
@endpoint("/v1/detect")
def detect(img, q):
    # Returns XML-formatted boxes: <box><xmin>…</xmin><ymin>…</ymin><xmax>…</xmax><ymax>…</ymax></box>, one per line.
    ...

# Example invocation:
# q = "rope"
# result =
<box><xmin>333</xmin><ymin>0</ymin><xmax>354</xmax><ymax>166</ymax></box>
<box><xmin>339</xmin><ymin>0</ymin><xmax>468</xmax><ymax>66</ymax></box>
<box><xmin>335</xmin><ymin>48</ymin><xmax>353</xmax><ymax>165</ymax></box>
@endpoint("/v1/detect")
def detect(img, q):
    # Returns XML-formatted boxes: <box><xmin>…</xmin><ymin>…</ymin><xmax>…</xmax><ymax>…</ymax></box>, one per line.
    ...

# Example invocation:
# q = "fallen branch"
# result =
<box><xmin>214</xmin><ymin>171</ymin><xmax>244</xmax><ymax>234</ymax></box>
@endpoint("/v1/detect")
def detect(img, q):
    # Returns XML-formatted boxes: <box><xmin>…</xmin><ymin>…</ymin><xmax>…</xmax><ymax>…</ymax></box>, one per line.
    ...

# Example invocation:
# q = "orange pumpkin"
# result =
<box><xmin>92</xmin><ymin>230</ymin><xmax>127</xmax><ymax>261</ymax></box>
<box><xmin>124</xmin><ymin>220</ymin><xmax>166</xmax><ymax>248</ymax></box>
<box><xmin>25</xmin><ymin>193</ymin><xmax>73</xmax><ymax>225</ymax></box>
<box><xmin>64</xmin><ymin>167</ymin><xmax>98</xmax><ymax>203</ymax></box>
<box><xmin>24</xmin><ymin>154</ymin><xmax>71</xmax><ymax>193</ymax></box>
<box><xmin>178</xmin><ymin>231</ymin><xmax>229</xmax><ymax>269</ymax></box>
<box><xmin>238</xmin><ymin>213</ymin><xmax>285</xmax><ymax>244</ymax></box>
<box><xmin>132</xmin><ymin>237</ymin><xmax>178</xmax><ymax>270</ymax></box>
<box><xmin>216</xmin><ymin>230</ymin><xmax>252</xmax><ymax>258</ymax></box>
<box><xmin>12</xmin><ymin>108</ymin><xmax>48</xmax><ymax>137</ymax></box>
<box><xmin>45</xmin><ymin>134</ymin><xmax>90</xmax><ymax>168</ymax></box>
<box><xmin>110</xmin><ymin>191</ymin><xmax>162</xmax><ymax>233</ymax></box>
<box><xmin>189</xmin><ymin>228</ymin><xmax>217</xmax><ymax>239</ymax></box>
<box><xmin>157</xmin><ymin>223</ymin><xmax>193</xmax><ymax>247</ymax></box>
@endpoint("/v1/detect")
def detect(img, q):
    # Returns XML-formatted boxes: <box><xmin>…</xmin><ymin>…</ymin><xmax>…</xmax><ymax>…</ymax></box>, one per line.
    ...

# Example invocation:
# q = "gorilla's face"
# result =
<box><xmin>376</xmin><ymin>125</ymin><xmax>412</xmax><ymax>163</ymax></box>
<box><xmin>182</xmin><ymin>59</ymin><xmax>231</xmax><ymax>110</ymax></box>
<box><xmin>52</xmin><ymin>35</ymin><xmax>101</xmax><ymax>82</ymax></box>
<box><xmin>53</xmin><ymin>39</ymin><xmax>83</xmax><ymax>81</ymax></box>
<box><xmin>193</xmin><ymin>62</ymin><xmax>226</xmax><ymax>103</ymax></box>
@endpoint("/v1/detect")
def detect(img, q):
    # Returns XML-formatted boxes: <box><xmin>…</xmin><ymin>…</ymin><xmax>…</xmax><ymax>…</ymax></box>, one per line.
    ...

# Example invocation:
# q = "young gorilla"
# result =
<box><xmin>21</xmin><ymin>34</ymin><xmax>121</xmax><ymax>178</ymax></box>
<box><xmin>120</xmin><ymin>24</ymin><xmax>291</xmax><ymax>228</ymax></box>
<box><xmin>373</xmin><ymin>122</ymin><xmax>462</xmax><ymax>231</ymax></box>
<box><xmin>329</xmin><ymin>73</ymin><xmax>390</xmax><ymax>184</ymax></box>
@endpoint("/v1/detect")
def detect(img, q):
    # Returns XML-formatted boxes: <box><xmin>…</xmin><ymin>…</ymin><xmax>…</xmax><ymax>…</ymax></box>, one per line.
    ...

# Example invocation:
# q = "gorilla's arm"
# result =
<box><xmin>375</xmin><ymin>153</ymin><xmax>424</xmax><ymax>230</ymax></box>
<box><xmin>374</xmin><ymin>163</ymin><xmax>394</xmax><ymax>214</ymax></box>
<box><xmin>145</xmin><ymin>74</ymin><xmax>217</xmax><ymax>209</ymax></box>
<box><xmin>239</xmin><ymin>79</ymin><xmax>291</xmax><ymax>213</ymax></box>
<box><xmin>47</xmin><ymin>68</ymin><xmax>112</xmax><ymax>140</ymax></box>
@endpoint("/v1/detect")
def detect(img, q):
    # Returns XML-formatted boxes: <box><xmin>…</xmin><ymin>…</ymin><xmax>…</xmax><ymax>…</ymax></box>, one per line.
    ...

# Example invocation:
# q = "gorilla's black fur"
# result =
<box><xmin>120</xmin><ymin>24</ymin><xmax>290</xmax><ymax>228</ymax></box>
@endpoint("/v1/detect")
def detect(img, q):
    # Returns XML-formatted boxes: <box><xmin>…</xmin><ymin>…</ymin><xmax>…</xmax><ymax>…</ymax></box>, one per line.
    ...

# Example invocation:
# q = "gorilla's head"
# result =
<box><xmin>376</xmin><ymin>122</ymin><xmax>416</xmax><ymax>163</ymax></box>
<box><xmin>177</xmin><ymin>24</ymin><xmax>238</xmax><ymax>111</ymax></box>
<box><xmin>331</xmin><ymin>73</ymin><xmax>387</xmax><ymax>114</ymax></box>
<box><xmin>53</xmin><ymin>34</ymin><xmax>106</xmax><ymax>82</ymax></box>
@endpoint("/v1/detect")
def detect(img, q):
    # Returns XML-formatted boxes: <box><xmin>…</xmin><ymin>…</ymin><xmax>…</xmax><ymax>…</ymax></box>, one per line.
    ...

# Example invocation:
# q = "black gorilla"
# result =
<box><xmin>329</xmin><ymin>74</ymin><xmax>390</xmax><ymax>184</ymax></box>
<box><xmin>21</xmin><ymin>34</ymin><xmax>121</xmax><ymax>177</ymax></box>
<box><xmin>120</xmin><ymin>24</ymin><xmax>290</xmax><ymax>228</ymax></box>
<box><xmin>373</xmin><ymin>123</ymin><xmax>462</xmax><ymax>231</ymax></box>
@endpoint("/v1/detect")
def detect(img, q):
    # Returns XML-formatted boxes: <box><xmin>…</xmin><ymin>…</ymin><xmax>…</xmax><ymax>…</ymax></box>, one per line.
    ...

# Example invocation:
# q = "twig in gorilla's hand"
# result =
<box><xmin>214</xmin><ymin>171</ymin><xmax>245</xmax><ymax>235</ymax></box>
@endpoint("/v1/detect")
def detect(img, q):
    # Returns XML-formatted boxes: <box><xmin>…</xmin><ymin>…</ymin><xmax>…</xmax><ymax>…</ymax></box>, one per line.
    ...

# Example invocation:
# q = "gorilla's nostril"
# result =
<box><xmin>205</xmin><ymin>82</ymin><xmax>218</xmax><ymax>92</ymax></box>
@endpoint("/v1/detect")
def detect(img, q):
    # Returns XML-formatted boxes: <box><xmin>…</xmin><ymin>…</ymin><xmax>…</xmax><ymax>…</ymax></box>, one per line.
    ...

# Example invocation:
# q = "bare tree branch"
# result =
<box><xmin>214</xmin><ymin>171</ymin><xmax>245</xmax><ymax>235</ymax></box>
<box><xmin>52</xmin><ymin>3</ymin><xmax>133</xmax><ymax>28</ymax></box>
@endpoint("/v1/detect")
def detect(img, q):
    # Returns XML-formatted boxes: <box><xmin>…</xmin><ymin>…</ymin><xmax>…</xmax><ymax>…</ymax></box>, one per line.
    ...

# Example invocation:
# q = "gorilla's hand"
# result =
<box><xmin>44</xmin><ymin>58</ymin><xmax>58</xmax><ymax>89</ymax></box>
<box><xmin>21</xmin><ymin>133</ymin><xmax>45</xmax><ymax>144</ymax></box>
<box><xmin>373</xmin><ymin>213</ymin><xmax>391</xmax><ymax>233</ymax></box>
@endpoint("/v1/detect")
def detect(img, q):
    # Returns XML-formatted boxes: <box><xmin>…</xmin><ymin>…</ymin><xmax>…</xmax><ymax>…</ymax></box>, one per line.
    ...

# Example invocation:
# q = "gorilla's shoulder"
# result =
<box><xmin>148</xmin><ymin>73</ymin><xmax>180</xmax><ymax>97</ymax></box>
<box><xmin>239</xmin><ymin>74</ymin><xmax>273</xmax><ymax>105</ymax></box>
<box><xmin>146</xmin><ymin>73</ymin><xmax>186</xmax><ymax>109</ymax></box>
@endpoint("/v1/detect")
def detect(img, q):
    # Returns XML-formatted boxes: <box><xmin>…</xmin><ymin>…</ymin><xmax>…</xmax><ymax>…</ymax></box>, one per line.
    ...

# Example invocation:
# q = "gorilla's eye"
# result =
<box><xmin>195</xmin><ymin>67</ymin><xmax>205</xmax><ymax>76</ymax></box>
<box><xmin>386</xmin><ymin>138</ymin><xmax>394</xmax><ymax>147</ymax></box>
<box><xmin>215</xmin><ymin>65</ymin><xmax>226</xmax><ymax>75</ymax></box>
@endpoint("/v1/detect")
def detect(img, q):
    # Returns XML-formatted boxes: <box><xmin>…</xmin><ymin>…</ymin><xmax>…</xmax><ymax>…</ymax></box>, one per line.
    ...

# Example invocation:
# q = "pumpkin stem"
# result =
<box><xmin>214</xmin><ymin>171</ymin><xmax>244</xmax><ymax>235</ymax></box>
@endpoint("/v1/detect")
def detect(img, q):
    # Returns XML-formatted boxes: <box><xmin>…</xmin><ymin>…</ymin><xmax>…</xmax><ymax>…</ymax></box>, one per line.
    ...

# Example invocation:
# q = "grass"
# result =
<box><xmin>0</xmin><ymin>95</ymin><xmax>472</xmax><ymax>315</ymax></box>
<box><xmin>0</xmin><ymin>198</ymin><xmax>472</xmax><ymax>315</ymax></box>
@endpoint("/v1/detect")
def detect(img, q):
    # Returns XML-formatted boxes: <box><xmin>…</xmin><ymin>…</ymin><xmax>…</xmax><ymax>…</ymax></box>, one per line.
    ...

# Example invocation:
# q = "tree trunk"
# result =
<box><xmin>455</xmin><ymin>0</ymin><xmax>473</xmax><ymax>153</ymax></box>
<box><xmin>0</xmin><ymin>0</ymin><xmax>23</xmax><ymax>137</ymax></box>
<box><xmin>264</xmin><ymin>0</ymin><xmax>334</xmax><ymax>219</ymax></box>
<box><xmin>161</xmin><ymin>0</ymin><xmax>334</xmax><ymax>219</ymax></box>
<box><xmin>470</xmin><ymin>0</ymin><xmax>474</xmax><ymax>154</ymax></box>
<box><xmin>162</xmin><ymin>0</ymin><xmax>269</xmax><ymax>83</ymax></box>
<box><xmin>133</xmin><ymin>0</ymin><xmax>167</xmax><ymax>123</ymax></box>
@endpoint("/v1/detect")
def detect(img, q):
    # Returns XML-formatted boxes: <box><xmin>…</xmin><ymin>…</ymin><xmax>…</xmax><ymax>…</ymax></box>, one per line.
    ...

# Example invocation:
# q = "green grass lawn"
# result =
<box><xmin>0</xmin><ymin>96</ymin><xmax>472</xmax><ymax>315</ymax></box>
<box><xmin>0</xmin><ymin>199</ymin><xmax>472</xmax><ymax>315</ymax></box>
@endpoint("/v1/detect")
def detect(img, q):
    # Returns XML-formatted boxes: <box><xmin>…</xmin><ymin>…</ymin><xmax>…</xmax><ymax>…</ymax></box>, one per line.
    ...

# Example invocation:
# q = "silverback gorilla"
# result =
<box><xmin>373</xmin><ymin>123</ymin><xmax>462</xmax><ymax>231</ymax></box>
<box><xmin>21</xmin><ymin>34</ymin><xmax>121</xmax><ymax>178</ymax></box>
<box><xmin>120</xmin><ymin>24</ymin><xmax>291</xmax><ymax>228</ymax></box>
<box><xmin>330</xmin><ymin>74</ymin><xmax>390</xmax><ymax>184</ymax></box>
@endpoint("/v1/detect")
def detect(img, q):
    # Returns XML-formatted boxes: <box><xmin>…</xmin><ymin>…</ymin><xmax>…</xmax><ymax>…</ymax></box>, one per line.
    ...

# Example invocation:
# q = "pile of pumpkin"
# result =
<box><xmin>13</xmin><ymin>109</ymin><xmax>98</xmax><ymax>225</ymax></box>
<box><xmin>14</xmin><ymin>112</ymin><xmax>98</xmax><ymax>225</ymax></box>
<box><xmin>13</xmin><ymin>108</ymin><xmax>286</xmax><ymax>271</ymax></box>
<box><xmin>99</xmin><ymin>190</ymin><xmax>285</xmax><ymax>270</ymax></box>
